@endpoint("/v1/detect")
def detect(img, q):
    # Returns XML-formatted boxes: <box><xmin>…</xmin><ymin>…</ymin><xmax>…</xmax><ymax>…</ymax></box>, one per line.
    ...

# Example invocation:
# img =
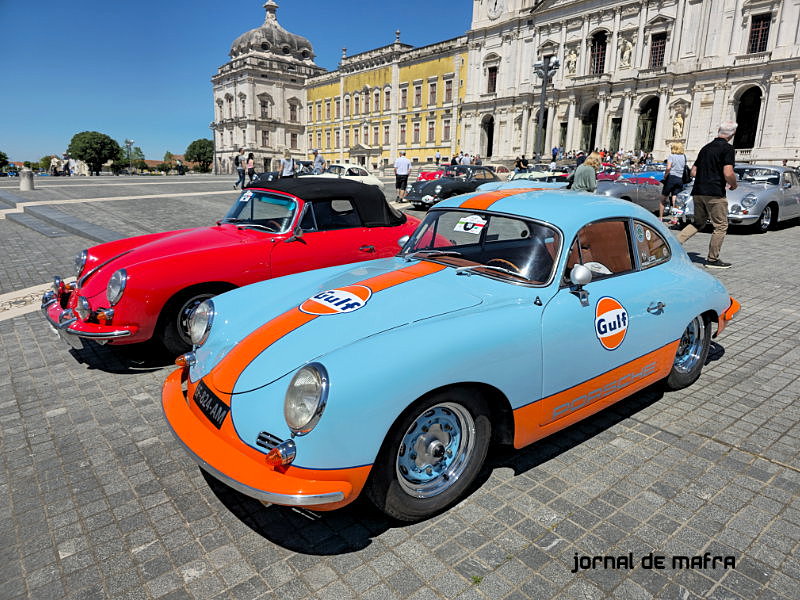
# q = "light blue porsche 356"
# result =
<box><xmin>162</xmin><ymin>188</ymin><xmax>740</xmax><ymax>521</ymax></box>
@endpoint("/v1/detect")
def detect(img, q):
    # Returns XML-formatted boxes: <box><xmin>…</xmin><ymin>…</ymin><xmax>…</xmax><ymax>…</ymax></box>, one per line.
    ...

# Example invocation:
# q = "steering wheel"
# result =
<box><xmin>263</xmin><ymin>219</ymin><xmax>283</xmax><ymax>231</ymax></box>
<box><xmin>486</xmin><ymin>258</ymin><xmax>521</xmax><ymax>273</ymax></box>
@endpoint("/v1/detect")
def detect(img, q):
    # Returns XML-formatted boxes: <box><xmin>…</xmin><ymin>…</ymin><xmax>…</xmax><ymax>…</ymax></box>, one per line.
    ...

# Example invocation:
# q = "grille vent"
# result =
<box><xmin>256</xmin><ymin>431</ymin><xmax>283</xmax><ymax>450</ymax></box>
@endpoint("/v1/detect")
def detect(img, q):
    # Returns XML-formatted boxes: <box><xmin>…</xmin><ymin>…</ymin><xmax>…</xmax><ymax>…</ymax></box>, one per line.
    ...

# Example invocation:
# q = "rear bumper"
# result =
<box><xmin>714</xmin><ymin>296</ymin><xmax>741</xmax><ymax>339</ymax></box>
<box><xmin>161</xmin><ymin>368</ymin><xmax>362</xmax><ymax>509</ymax></box>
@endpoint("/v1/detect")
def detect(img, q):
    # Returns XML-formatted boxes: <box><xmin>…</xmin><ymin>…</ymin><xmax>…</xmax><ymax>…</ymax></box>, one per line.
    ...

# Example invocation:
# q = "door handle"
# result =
<box><xmin>359</xmin><ymin>245</ymin><xmax>376</xmax><ymax>253</ymax></box>
<box><xmin>647</xmin><ymin>301</ymin><xmax>666</xmax><ymax>314</ymax></box>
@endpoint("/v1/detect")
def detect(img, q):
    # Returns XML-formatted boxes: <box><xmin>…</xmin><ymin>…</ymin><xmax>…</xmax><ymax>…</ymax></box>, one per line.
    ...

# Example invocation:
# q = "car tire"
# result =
<box><xmin>365</xmin><ymin>388</ymin><xmax>491</xmax><ymax>522</ymax></box>
<box><xmin>157</xmin><ymin>289</ymin><xmax>222</xmax><ymax>356</ymax></box>
<box><xmin>664</xmin><ymin>314</ymin><xmax>711</xmax><ymax>390</ymax></box>
<box><xmin>751</xmin><ymin>204</ymin><xmax>775</xmax><ymax>233</ymax></box>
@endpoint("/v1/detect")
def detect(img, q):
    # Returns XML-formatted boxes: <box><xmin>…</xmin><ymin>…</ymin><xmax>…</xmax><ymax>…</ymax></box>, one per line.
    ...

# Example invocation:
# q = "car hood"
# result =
<box><xmin>194</xmin><ymin>258</ymin><xmax>484</xmax><ymax>393</ymax></box>
<box><xmin>79</xmin><ymin>225</ymin><xmax>267</xmax><ymax>295</ymax></box>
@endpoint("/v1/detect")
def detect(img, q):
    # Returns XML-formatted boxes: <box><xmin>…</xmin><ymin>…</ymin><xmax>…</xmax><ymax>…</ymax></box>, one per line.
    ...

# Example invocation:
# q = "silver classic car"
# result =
<box><xmin>675</xmin><ymin>165</ymin><xmax>800</xmax><ymax>232</ymax></box>
<box><xmin>595</xmin><ymin>175</ymin><xmax>664</xmax><ymax>214</ymax></box>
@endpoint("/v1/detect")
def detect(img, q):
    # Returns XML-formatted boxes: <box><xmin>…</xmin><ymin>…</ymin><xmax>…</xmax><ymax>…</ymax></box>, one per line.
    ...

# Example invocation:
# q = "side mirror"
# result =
<box><xmin>285</xmin><ymin>226</ymin><xmax>304</xmax><ymax>243</ymax></box>
<box><xmin>569</xmin><ymin>264</ymin><xmax>592</xmax><ymax>307</ymax></box>
<box><xmin>397</xmin><ymin>235</ymin><xmax>410</xmax><ymax>249</ymax></box>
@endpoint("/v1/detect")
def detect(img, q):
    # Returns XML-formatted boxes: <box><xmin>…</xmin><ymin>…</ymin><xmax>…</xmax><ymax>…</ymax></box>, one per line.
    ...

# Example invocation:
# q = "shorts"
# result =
<box><xmin>395</xmin><ymin>174</ymin><xmax>409</xmax><ymax>190</ymax></box>
<box><xmin>661</xmin><ymin>175</ymin><xmax>683</xmax><ymax>198</ymax></box>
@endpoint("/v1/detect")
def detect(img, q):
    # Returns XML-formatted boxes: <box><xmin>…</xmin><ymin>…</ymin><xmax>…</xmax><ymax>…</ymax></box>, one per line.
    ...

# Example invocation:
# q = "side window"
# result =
<box><xmin>564</xmin><ymin>220</ymin><xmax>633</xmax><ymax>281</ymax></box>
<box><xmin>299</xmin><ymin>205</ymin><xmax>316</xmax><ymax>231</ymax></box>
<box><xmin>632</xmin><ymin>220</ymin><xmax>670</xmax><ymax>269</ymax></box>
<box><xmin>312</xmin><ymin>199</ymin><xmax>362</xmax><ymax>230</ymax></box>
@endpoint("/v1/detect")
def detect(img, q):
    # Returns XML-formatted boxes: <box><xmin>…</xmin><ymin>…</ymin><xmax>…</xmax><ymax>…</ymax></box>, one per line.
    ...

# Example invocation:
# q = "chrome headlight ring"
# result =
<box><xmin>106</xmin><ymin>269</ymin><xmax>127</xmax><ymax>306</ymax></box>
<box><xmin>741</xmin><ymin>193</ymin><xmax>758</xmax><ymax>209</ymax></box>
<box><xmin>75</xmin><ymin>249</ymin><xmax>88</xmax><ymax>277</ymax></box>
<box><xmin>188</xmin><ymin>299</ymin><xmax>215</xmax><ymax>347</ymax></box>
<box><xmin>284</xmin><ymin>363</ymin><xmax>329</xmax><ymax>436</ymax></box>
<box><xmin>434</xmin><ymin>184</ymin><xmax>443</xmax><ymax>195</ymax></box>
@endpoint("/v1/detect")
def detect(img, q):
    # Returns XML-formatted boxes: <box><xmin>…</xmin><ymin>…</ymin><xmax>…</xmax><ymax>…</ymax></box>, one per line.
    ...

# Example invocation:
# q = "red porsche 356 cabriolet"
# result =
<box><xmin>42</xmin><ymin>178</ymin><xmax>419</xmax><ymax>354</ymax></box>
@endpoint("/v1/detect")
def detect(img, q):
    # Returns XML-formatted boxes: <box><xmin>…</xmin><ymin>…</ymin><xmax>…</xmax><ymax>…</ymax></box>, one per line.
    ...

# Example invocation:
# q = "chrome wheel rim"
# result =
<box><xmin>177</xmin><ymin>294</ymin><xmax>214</xmax><ymax>345</ymax></box>
<box><xmin>395</xmin><ymin>402</ymin><xmax>475</xmax><ymax>498</ymax></box>
<box><xmin>674</xmin><ymin>316</ymin><xmax>705</xmax><ymax>374</ymax></box>
<box><xmin>759</xmin><ymin>206</ymin><xmax>772</xmax><ymax>231</ymax></box>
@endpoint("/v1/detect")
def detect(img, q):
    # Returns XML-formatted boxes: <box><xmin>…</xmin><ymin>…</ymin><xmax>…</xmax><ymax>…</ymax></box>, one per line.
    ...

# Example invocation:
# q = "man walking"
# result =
<box><xmin>394</xmin><ymin>151</ymin><xmax>412</xmax><ymax>202</ymax></box>
<box><xmin>233</xmin><ymin>148</ymin><xmax>245</xmax><ymax>189</ymax></box>
<box><xmin>676</xmin><ymin>121</ymin><xmax>738</xmax><ymax>269</ymax></box>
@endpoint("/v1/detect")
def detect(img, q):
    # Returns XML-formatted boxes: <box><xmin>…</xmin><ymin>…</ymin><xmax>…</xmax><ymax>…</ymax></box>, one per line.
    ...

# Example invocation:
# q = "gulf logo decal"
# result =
<box><xmin>300</xmin><ymin>285</ymin><xmax>372</xmax><ymax>315</ymax></box>
<box><xmin>595</xmin><ymin>296</ymin><xmax>628</xmax><ymax>350</ymax></box>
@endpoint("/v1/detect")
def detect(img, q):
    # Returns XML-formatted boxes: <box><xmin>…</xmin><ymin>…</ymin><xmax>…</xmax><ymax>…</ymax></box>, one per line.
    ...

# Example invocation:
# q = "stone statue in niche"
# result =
<box><xmin>619</xmin><ymin>38</ymin><xmax>633</xmax><ymax>68</ymax></box>
<box><xmin>672</xmin><ymin>112</ymin><xmax>684</xmax><ymax>139</ymax></box>
<box><xmin>566</xmin><ymin>49</ymin><xmax>577</xmax><ymax>74</ymax></box>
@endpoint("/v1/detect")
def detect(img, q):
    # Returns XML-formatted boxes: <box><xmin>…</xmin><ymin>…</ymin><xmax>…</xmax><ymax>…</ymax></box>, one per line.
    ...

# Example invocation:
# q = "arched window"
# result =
<box><xmin>374</xmin><ymin>89</ymin><xmax>381</xmax><ymax>112</ymax></box>
<box><xmin>734</xmin><ymin>87</ymin><xmax>762</xmax><ymax>149</ymax></box>
<box><xmin>590</xmin><ymin>32</ymin><xmax>608</xmax><ymax>74</ymax></box>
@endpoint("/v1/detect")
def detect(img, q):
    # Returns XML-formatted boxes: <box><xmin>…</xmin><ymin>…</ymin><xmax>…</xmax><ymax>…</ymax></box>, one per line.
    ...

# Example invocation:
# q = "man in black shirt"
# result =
<box><xmin>676</xmin><ymin>121</ymin><xmax>738</xmax><ymax>268</ymax></box>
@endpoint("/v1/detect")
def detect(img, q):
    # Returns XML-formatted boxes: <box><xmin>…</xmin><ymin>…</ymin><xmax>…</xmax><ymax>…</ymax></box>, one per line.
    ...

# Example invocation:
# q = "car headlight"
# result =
<box><xmin>106</xmin><ymin>269</ymin><xmax>127</xmax><ymax>306</ymax></box>
<box><xmin>188</xmin><ymin>299</ymin><xmax>214</xmax><ymax>347</ymax></box>
<box><xmin>741</xmin><ymin>193</ymin><xmax>758</xmax><ymax>209</ymax></box>
<box><xmin>434</xmin><ymin>185</ymin><xmax>442</xmax><ymax>195</ymax></box>
<box><xmin>75</xmin><ymin>249</ymin><xmax>88</xmax><ymax>277</ymax></box>
<box><xmin>730</xmin><ymin>203</ymin><xmax>741</xmax><ymax>215</ymax></box>
<box><xmin>284</xmin><ymin>363</ymin><xmax>328</xmax><ymax>436</ymax></box>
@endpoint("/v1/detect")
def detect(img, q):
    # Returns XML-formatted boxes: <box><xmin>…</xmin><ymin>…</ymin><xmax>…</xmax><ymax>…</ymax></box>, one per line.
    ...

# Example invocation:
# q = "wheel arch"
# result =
<box><xmin>156</xmin><ymin>281</ymin><xmax>238</xmax><ymax>328</ymax></box>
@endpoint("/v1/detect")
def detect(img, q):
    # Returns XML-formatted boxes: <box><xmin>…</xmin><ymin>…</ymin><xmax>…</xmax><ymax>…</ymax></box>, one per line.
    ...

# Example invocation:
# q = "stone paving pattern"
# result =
<box><xmin>0</xmin><ymin>177</ymin><xmax>798</xmax><ymax>599</ymax></box>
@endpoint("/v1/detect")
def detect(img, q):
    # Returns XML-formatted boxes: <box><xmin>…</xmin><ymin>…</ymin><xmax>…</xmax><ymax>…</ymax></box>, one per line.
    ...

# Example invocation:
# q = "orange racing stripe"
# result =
<box><xmin>459</xmin><ymin>188</ymin><xmax>546</xmax><ymax>211</ymax></box>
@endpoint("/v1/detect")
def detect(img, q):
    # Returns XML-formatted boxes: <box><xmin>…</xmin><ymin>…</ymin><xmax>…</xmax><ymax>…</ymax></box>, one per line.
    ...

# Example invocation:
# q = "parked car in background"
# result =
<box><xmin>482</xmin><ymin>163</ymin><xmax>512</xmax><ymax>180</ymax></box>
<box><xmin>405</xmin><ymin>165</ymin><xmax>500</xmax><ymax>210</ymax></box>
<box><xmin>416</xmin><ymin>165</ymin><xmax>447</xmax><ymax>181</ymax></box>
<box><xmin>42</xmin><ymin>179</ymin><xmax>419</xmax><ymax>355</ymax></box>
<box><xmin>162</xmin><ymin>187</ymin><xmax>739</xmax><ymax>521</ymax></box>
<box><xmin>596</xmin><ymin>176</ymin><xmax>664</xmax><ymax>214</ymax></box>
<box><xmin>315</xmin><ymin>163</ymin><xmax>384</xmax><ymax>188</ymax></box>
<box><xmin>674</xmin><ymin>165</ymin><xmax>800</xmax><ymax>232</ymax></box>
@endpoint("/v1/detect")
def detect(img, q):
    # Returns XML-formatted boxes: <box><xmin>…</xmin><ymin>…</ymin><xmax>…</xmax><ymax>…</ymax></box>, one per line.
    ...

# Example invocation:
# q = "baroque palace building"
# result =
<box><xmin>212</xmin><ymin>0</ymin><xmax>800</xmax><ymax>171</ymax></box>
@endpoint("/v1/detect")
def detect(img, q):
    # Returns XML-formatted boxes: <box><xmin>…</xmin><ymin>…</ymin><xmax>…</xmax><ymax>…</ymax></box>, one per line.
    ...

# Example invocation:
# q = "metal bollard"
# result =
<box><xmin>19</xmin><ymin>168</ymin><xmax>34</xmax><ymax>191</ymax></box>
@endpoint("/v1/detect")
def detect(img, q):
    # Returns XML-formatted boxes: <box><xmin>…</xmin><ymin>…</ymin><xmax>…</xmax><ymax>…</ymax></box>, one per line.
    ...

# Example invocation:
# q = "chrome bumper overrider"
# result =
<box><xmin>41</xmin><ymin>290</ymin><xmax>132</xmax><ymax>341</ymax></box>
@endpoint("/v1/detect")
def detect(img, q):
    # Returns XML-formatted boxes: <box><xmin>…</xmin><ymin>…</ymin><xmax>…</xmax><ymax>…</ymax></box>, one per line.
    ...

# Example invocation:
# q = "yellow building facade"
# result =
<box><xmin>306</xmin><ymin>34</ymin><xmax>468</xmax><ymax>170</ymax></box>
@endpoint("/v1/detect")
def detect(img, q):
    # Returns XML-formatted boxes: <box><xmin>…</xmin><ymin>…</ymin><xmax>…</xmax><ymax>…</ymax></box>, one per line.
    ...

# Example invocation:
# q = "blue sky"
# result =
<box><xmin>0</xmin><ymin>1</ymin><xmax>471</xmax><ymax>162</ymax></box>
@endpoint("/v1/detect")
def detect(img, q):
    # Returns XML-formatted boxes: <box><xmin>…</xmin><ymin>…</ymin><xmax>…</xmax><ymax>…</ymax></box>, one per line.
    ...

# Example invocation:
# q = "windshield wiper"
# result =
<box><xmin>405</xmin><ymin>249</ymin><xmax>463</xmax><ymax>262</ymax></box>
<box><xmin>455</xmin><ymin>264</ymin><xmax>524</xmax><ymax>278</ymax></box>
<box><xmin>220</xmin><ymin>217</ymin><xmax>244</xmax><ymax>223</ymax></box>
<box><xmin>236</xmin><ymin>223</ymin><xmax>276</xmax><ymax>232</ymax></box>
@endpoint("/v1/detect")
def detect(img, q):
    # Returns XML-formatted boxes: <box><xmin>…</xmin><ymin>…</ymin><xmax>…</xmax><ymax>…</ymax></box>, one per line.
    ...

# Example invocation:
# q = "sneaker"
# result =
<box><xmin>705</xmin><ymin>259</ymin><xmax>732</xmax><ymax>269</ymax></box>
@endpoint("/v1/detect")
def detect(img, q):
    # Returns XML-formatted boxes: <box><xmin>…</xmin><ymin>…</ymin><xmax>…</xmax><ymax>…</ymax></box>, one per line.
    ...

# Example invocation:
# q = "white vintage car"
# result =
<box><xmin>313</xmin><ymin>163</ymin><xmax>384</xmax><ymax>188</ymax></box>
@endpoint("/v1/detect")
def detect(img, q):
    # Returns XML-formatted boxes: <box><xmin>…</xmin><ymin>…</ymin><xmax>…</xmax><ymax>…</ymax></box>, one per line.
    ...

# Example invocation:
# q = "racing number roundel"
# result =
<box><xmin>300</xmin><ymin>285</ymin><xmax>372</xmax><ymax>315</ymax></box>
<box><xmin>595</xmin><ymin>296</ymin><xmax>628</xmax><ymax>350</ymax></box>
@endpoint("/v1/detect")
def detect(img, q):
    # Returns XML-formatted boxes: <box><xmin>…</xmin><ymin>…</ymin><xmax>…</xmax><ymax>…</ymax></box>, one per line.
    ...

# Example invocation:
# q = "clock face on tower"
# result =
<box><xmin>488</xmin><ymin>0</ymin><xmax>505</xmax><ymax>20</ymax></box>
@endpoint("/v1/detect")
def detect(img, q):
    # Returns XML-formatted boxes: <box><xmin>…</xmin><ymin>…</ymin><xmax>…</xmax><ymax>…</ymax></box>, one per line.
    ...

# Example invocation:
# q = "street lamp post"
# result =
<box><xmin>124</xmin><ymin>139</ymin><xmax>134</xmax><ymax>175</ymax></box>
<box><xmin>533</xmin><ymin>56</ymin><xmax>560</xmax><ymax>160</ymax></box>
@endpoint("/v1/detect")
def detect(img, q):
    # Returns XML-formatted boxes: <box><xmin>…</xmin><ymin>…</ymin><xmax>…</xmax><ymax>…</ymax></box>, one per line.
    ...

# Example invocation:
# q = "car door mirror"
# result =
<box><xmin>397</xmin><ymin>235</ymin><xmax>410</xmax><ymax>249</ymax></box>
<box><xmin>285</xmin><ymin>226</ymin><xmax>304</xmax><ymax>243</ymax></box>
<box><xmin>569</xmin><ymin>264</ymin><xmax>592</xmax><ymax>307</ymax></box>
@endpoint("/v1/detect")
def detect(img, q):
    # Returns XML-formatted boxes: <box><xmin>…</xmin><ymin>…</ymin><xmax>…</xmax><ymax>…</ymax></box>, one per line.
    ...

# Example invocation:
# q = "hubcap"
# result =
<box><xmin>177</xmin><ymin>295</ymin><xmax>213</xmax><ymax>345</ymax></box>
<box><xmin>396</xmin><ymin>402</ymin><xmax>475</xmax><ymax>498</ymax></box>
<box><xmin>673</xmin><ymin>316</ymin><xmax>705</xmax><ymax>374</ymax></box>
<box><xmin>760</xmin><ymin>206</ymin><xmax>772</xmax><ymax>231</ymax></box>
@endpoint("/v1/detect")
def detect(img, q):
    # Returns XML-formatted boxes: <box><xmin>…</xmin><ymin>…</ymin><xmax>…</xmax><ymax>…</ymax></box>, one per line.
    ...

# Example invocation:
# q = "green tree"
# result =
<box><xmin>23</xmin><ymin>161</ymin><xmax>32</xmax><ymax>169</ymax></box>
<box><xmin>68</xmin><ymin>131</ymin><xmax>123</xmax><ymax>175</ymax></box>
<box><xmin>163</xmin><ymin>151</ymin><xmax>174</xmax><ymax>164</ymax></box>
<box><xmin>185</xmin><ymin>138</ymin><xmax>214</xmax><ymax>172</ymax></box>
<box><xmin>157</xmin><ymin>162</ymin><xmax>171</xmax><ymax>174</ymax></box>
<box><xmin>0</xmin><ymin>151</ymin><xmax>8</xmax><ymax>170</ymax></box>
<box><xmin>40</xmin><ymin>155</ymin><xmax>53</xmax><ymax>172</ymax></box>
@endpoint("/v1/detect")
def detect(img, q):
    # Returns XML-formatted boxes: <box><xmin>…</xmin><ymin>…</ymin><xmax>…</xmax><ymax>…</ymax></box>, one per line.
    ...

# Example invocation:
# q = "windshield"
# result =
<box><xmin>222</xmin><ymin>190</ymin><xmax>297</xmax><ymax>233</ymax></box>
<box><xmin>325</xmin><ymin>165</ymin><xmax>345</xmax><ymax>175</ymax></box>
<box><xmin>443</xmin><ymin>166</ymin><xmax>470</xmax><ymax>178</ymax></box>
<box><xmin>735</xmin><ymin>167</ymin><xmax>779</xmax><ymax>185</ymax></box>
<box><xmin>404</xmin><ymin>209</ymin><xmax>561</xmax><ymax>285</ymax></box>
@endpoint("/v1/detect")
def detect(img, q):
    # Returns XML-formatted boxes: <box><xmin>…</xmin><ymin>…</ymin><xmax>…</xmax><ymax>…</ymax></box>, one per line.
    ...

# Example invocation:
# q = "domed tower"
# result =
<box><xmin>211</xmin><ymin>1</ymin><xmax>325</xmax><ymax>174</ymax></box>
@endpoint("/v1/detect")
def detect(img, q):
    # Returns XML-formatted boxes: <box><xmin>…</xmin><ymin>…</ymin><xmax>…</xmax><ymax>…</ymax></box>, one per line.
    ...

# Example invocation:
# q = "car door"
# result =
<box><xmin>269</xmin><ymin>198</ymin><xmax>377</xmax><ymax>277</ymax></box>
<box><xmin>535</xmin><ymin>219</ymin><xmax>678</xmax><ymax>438</ymax></box>
<box><xmin>782</xmin><ymin>171</ymin><xmax>800</xmax><ymax>218</ymax></box>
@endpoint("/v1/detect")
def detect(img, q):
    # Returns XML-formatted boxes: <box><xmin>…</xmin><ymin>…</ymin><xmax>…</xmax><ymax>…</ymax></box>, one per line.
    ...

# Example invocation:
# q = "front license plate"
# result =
<box><xmin>193</xmin><ymin>381</ymin><xmax>230</xmax><ymax>429</ymax></box>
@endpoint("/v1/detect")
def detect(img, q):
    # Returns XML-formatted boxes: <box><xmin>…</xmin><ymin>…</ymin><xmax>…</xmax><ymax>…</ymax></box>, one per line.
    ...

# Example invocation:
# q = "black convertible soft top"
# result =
<box><xmin>246</xmin><ymin>176</ymin><xmax>405</xmax><ymax>227</ymax></box>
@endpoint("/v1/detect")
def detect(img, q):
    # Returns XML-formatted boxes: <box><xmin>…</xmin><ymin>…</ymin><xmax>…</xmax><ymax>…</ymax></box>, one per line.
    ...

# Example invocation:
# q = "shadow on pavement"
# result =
<box><xmin>68</xmin><ymin>339</ymin><xmax>173</xmax><ymax>373</ymax></box>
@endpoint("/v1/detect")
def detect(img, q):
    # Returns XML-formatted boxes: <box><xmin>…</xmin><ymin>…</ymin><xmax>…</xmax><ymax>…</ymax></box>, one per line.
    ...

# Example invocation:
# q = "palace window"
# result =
<box><xmin>400</xmin><ymin>87</ymin><xmax>408</xmax><ymax>109</ymax></box>
<box><xmin>335</xmin><ymin>129</ymin><xmax>340</xmax><ymax>148</ymax></box>
<box><xmin>344</xmin><ymin>97</ymin><xmax>350</xmax><ymax>117</ymax></box>
<box><xmin>354</xmin><ymin>95</ymin><xmax>360</xmax><ymax>115</ymax></box>
<box><xmin>384</xmin><ymin>124</ymin><xmax>390</xmax><ymax>144</ymax></box>
<box><xmin>325</xmin><ymin>130</ymin><xmax>331</xmax><ymax>149</ymax></box>
<box><xmin>364</xmin><ymin>93</ymin><xmax>370</xmax><ymax>113</ymax></box>
<box><xmin>385</xmin><ymin>88</ymin><xmax>391</xmax><ymax>110</ymax></box>
<box><xmin>414</xmin><ymin>85</ymin><xmax>422</xmax><ymax>107</ymax></box>
<box><xmin>335</xmin><ymin>98</ymin><xmax>341</xmax><ymax>118</ymax></box>
<box><xmin>400</xmin><ymin>123</ymin><xmax>406</xmax><ymax>144</ymax></box>
<box><xmin>487</xmin><ymin>67</ymin><xmax>498</xmax><ymax>93</ymax></box>
<box><xmin>316</xmin><ymin>102</ymin><xmax>322</xmax><ymax>121</ymax></box>
<box><xmin>428</xmin><ymin>82</ymin><xmax>437</xmax><ymax>106</ymax></box>
<box><xmin>289</xmin><ymin>104</ymin><xmax>298</xmax><ymax>123</ymax></box>
<box><xmin>413</xmin><ymin>122</ymin><xmax>420</xmax><ymax>143</ymax></box>
<box><xmin>260</xmin><ymin>100</ymin><xmax>272</xmax><ymax>119</ymax></box>
<box><xmin>290</xmin><ymin>133</ymin><xmax>298</xmax><ymax>149</ymax></box>
<box><xmin>373</xmin><ymin>125</ymin><xmax>379</xmax><ymax>145</ymax></box>
<box><xmin>325</xmin><ymin>101</ymin><xmax>331</xmax><ymax>120</ymax></box>
<box><xmin>444</xmin><ymin>79</ymin><xmax>453</xmax><ymax>102</ymax></box>
<box><xmin>374</xmin><ymin>90</ymin><xmax>381</xmax><ymax>112</ymax></box>
<box><xmin>650</xmin><ymin>33</ymin><xmax>667</xmax><ymax>68</ymax></box>
<box><xmin>345</xmin><ymin>129</ymin><xmax>350</xmax><ymax>147</ymax></box>
<box><xmin>354</xmin><ymin>128</ymin><xmax>360</xmax><ymax>145</ymax></box>
<box><xmin>427</xmin><ymin>120</ymin><xmax>435</xmax><ymax>143</ymax></box>
<box><xmin>443</xmin><ymin>119</ymin><xmax>451</xmax><ymax>141</ymax></box>
<box><xmin>590</xmin><ymin>32</ymin><xmax>607</xmax><ymax>74</ymax></box>
<box><xmin>308</xmin><ymin>105</ymin><xmax>313</xmax><ymax>122</ymax></box>
<box><xmin>261</xmin><ymin>130</ymin><xmax>269</xmax><ymax>147</ymax></box>
<box><xmin>748</xmin><ymin>14</ymin><xmax>770</xmax><ymax>54</ymax></box>
<box><xmin>363</xmin><ymin>125</ymin><xmax>369</xmax><ymax>144</ymax></box>
<box><xmin>308</xmin><ymin>133</ymin><xmax>313</xmax><ymax>148</ymax></box>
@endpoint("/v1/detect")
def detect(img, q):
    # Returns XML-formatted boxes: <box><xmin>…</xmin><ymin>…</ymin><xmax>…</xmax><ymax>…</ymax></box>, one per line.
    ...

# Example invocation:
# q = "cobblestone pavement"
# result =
<box><xmin>0</xmin><ymin>178</ymin><xmax>798</xmax><ymax>600</ymax></box>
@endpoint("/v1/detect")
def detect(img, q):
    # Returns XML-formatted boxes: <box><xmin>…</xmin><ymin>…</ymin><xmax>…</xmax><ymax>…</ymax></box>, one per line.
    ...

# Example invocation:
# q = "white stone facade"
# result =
<box><xmin>210</xmin><ymin>1</ymin><xmax>324</xmax><ymax>174</ymax></box>
<box><xmin>463</xmin><ymin>0</ymin><xmax>800</xmax><ymax>162</ymax></box>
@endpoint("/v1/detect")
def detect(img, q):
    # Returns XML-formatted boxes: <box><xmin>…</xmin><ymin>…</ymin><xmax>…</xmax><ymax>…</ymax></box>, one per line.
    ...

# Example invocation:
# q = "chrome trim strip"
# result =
<box><xmin>66</xmin><ymin>328</ymin><xmax>132</xmax><ymax>339</ymax></box>
<box><xmin>78</xmin><ymin>250</ymin><xmax>133</xmax><ymax>287</ymax></box>
<box><xmin>162</xmin><ymin>409</ymin><xmax>345</xmax><ymax>506</ymax></box>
